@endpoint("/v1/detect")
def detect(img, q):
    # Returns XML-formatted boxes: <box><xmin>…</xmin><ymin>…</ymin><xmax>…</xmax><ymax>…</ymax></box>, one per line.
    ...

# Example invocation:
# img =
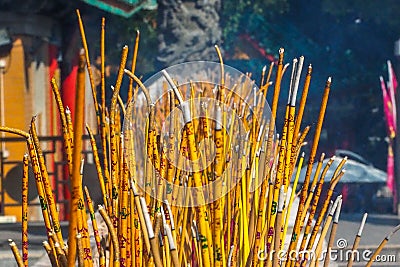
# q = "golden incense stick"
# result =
<box><xmin>67</xmin><ymin>49</ymin><xmax>87</xmax><ymax>266</ymax></box>
<box><xmin>21</xmin><ymin>154</ymin><xmax>29</xmax><ymax>267</ymax></box>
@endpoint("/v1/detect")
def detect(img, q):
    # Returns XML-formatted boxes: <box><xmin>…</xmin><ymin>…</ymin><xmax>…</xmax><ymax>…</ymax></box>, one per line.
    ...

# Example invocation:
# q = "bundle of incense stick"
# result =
<box><xmin>5</xmin><ymin>9</ymin><xmax>400</xmax><ymax>267</ymax></box>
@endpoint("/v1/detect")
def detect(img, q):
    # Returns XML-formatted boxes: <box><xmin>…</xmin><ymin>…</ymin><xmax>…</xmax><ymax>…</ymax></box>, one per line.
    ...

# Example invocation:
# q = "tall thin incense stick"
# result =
<box><xmin>67</xmin><ymin>49</ymin><xmax>86</xmax><ymax>267</ymax></box>
<box><xmin>76</xmin><ymin>9</ymin><xmax>100</xmax><ymax>128</ymax></box>
<box><xmin>128</xmin><ymin>30</ymin><xmax>140</xmax><ymax>103</ymax></box>
<box><xmin>287</xmin><ymin>77</ymin><xmax>332</xmax><ymax>265</ymax></box>
<box><xmin>21</xmin><ymin>154</ymin><xmax>29</xmax><ymax>267</ymax></box>
<box><xmin>30</xmin><ymin>117</ymin><xmax>65</xmax><ymax>248</ymax></box>
<box><xmin>347</xmin><ymin>213</ymin><xmax>368</xmax><ymax>267</ymax></box>
<box><xmin>365</xmin><ymin>223</ymin><xmax>400</xmax><ymax>267</ymax></box>
<box><xmin>323</xmin><ymin>197</ymin><xmax>342</xmax><ymax>267</ymax></box>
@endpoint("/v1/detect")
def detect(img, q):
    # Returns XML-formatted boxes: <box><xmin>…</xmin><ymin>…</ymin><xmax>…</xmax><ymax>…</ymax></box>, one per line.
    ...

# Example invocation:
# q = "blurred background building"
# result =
<box><xmin>0</xmin><ymin>0</ymin><xmax>156</xmax><ymax>222</ymax></box>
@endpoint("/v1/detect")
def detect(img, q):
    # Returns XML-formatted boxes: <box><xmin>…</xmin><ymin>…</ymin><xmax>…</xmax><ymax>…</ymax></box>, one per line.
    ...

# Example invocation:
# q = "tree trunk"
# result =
<box><xmin>156</xmin><ymin>0</ymin><xmax>222</xmax><ymax>68</ymax></box>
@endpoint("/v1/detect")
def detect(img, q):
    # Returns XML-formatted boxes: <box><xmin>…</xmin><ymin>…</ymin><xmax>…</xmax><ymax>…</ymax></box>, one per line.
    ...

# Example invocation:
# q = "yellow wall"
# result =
<box><xmin>2</xmin><ymin>38</ymin><xmax>41</xmax><ymax>221</ymax></box>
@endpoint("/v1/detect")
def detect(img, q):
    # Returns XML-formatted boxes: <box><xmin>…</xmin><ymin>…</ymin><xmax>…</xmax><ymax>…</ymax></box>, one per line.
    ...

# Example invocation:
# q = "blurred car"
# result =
<box><xmin>293</xmin><ymin>149</ymin><xmax>392</xmax><ymax>213</ymax></box>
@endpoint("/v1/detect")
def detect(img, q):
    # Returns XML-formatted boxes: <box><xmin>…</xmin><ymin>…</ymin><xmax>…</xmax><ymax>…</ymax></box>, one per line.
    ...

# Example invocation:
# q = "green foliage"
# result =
<box><xmin>221</xmin><ymin>0</ymin><xmax>288</xmax><ymax>50</ymax></box>
<box><xmin>85</xmin><ymin>9</ymin><xmax>158</xmax><ymax>75</ymax></box>
<box><xmin>105</xmin><ymin>9</ymin><xmax>158</xmax><ymax>74</ymax></box>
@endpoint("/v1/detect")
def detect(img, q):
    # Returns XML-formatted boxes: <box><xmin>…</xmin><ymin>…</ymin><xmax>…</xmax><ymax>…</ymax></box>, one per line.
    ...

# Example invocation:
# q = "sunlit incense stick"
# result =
<box><xmin>365</xmin><ymin>223</ymin><xmax>400</xmax><ymax>267</ymax></box>
<box><xmin>86</xmin><ymin>124</ymin><xmax>109</xmax><ymax>210</ymax></box>
<box><xmin>310</xmin><ymin>195</ymin><xmax>341</xmax><ymax>267</ymax></box>
<box><xmin>9</xmin><ymin>239</ymin><xmax>24</xmax><ymax>267</ymax></box>
<box><xmin>281</xmin><ymin>152</ymin><xmax>305</xmax><ymax>244</ymax></box>
<box><xmin>272</xmin><ymin>186</ymin><xmax>285</xmax><ymax>267</ymax></box>
<box><xmin>84</xmin><ymin>186</ymin><xmax>105</xmax><ymax>267</ymax></box>
<box><xmin>67</xmin><ymin>49</ymin><xmax>86</xmax><ymax>266</ymax></box>
<box><xmin>43</xmin><ymin>241</ymin><xmax>58</xmax><ymax>267</ymax></box>
<box><xmin>347</xmin><ymin>213</ymin><xmax>368</xmax><ymax>267</ymax></box>
<box><xmin>287</xmin><ymin>77</ymin><xmax>332</xmax><ymax>265</ymax></box>
<box><xmin>76</xmin><ymin>9</ymin><xmax>100</xmax><ymax>127</ymax></box>
<box><xmin>128</xmin><ymin>30</ymin><xmax>140</xmax><ymax>103</ymax></box>
<box><xmin>323</xmin><ymin>197</ymin><xmax>342</xmax><ymax>267</ymax></box>
<box><xmin>21</xmin><ymin>154</ymin><xmax>29</xmax><ymax>267</ymax></box>
<box><xmin>30</xmin><ymin>117</ymin><xmax>65</xmax><ymax>248</ymax></box>
<box><xmin>99</xmin><ymin>205</ymin><xmax>120</xmax><ymax>266</ymax></box>
<box><xmin>51</xmin><ymin>78</ymin><xmax>73</xmax><ymax>175</ymax></box>
<box><xmin>305</xmin><ymin>169</ymin><xmax>345</xmax><ymax>258</ymax></box>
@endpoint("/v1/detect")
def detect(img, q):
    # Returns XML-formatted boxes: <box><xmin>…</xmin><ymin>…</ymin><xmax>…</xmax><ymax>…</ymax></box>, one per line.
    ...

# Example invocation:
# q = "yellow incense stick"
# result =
<box><xmin>346</xmin><ymin>212</ymin><xmax>368</xmax><ymax>267</ymax></box>
<box><xmin>67</xmin><ymin>49</ymin><xmax>86</xmax><ymax>267</ymax></box>
<box><xmin>43</xmin><ymin>241</ymin><xmax>58</xmax><ymax>267</ymax></box>
<box><xmin>21</xmin><ymin>154</ymin><xmax>29</xmax><ymax>267</ymax></box>
<box><xmin>30</xmin><ymin>118</ymin><xmax>65</xmax><ymax>248</ymax></box>
<box><xmin>99</xmin><ymin>205</ymin><xmax>120</xmax><ymax>266</ymax></box>
<box><xmin>51</xmin><ymin>78</ymin><xmax>73</xmax><ymax>174</ymax></box>
<box><xmin>287</xmin><ymin>77</ymin><xmax>332</xmax><ymax>265</ymax></box>
<box><xmin>323</xmin><ymin>198</ymin><xmax>342</xmax><ymax>267</ymax></box>
<box><xmin>109</xmin><ymin>46</ymin><xmax>129</xmax><ymax>219</ymax></box>
<box><xmin>281</xmin><ymin>152</ymin><xmax>304</xmax><ymax>246</ymax></box>
<box><xmin>272</xmin><ymin>186</ymin><xmax>285</xmax><ymax>267</ymax></box>
<box><xmin>128</xmin><ymin>30</ymin><xmax>140</xmax><ymax>103</ymax></box>
<box><xmin>84</xmin><ymin>186</ymin><xmax>106</xmax><ymax>266</ymax></box>
<box><xmin>9</xmin><ymin>239</ymin><xmax>24</xmax><ymax>267</ymax></box>
<box><xmin>86</xmin><ymin>124</ymin><xmax>109</xmax><ymax>209</ymax></box>
<box><xmin>309</xmin><ymin>196</ymin><xmax>341</xmax><ymax>267</ymax></box>
<box><xmin>119</xmin><ymin>157</ymin><xmax>130</xmax><ymax>266</ymax></box>
<box><xmin>292</xmin><ymin>64</ymin><xmax>312</xmax><ymax>146</ymax></box>
<box><xmin>76</xmin><ymin>9</ymin><xmax>100</xmax><ymax>127</ymax></box>
<box><xmin>305</xmin><ymin>170</ymin><xmax>345</xmax><ymax>256</ymax></box>
<box><xmin>365</xmin><ymin>223</ymin><xmax>400</xmax><ymax>267</ymax></box>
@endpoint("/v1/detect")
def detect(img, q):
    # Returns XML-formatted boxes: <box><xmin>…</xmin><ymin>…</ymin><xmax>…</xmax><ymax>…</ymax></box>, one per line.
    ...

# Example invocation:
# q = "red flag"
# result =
<box><xmin>387</xmin><ymin>142</ymin><xmax>395</xmax><ymax>194</ymax></box>
<box><xmin>387</xmin><ymin>60</ymin><xmax>397</xmax><ymax>125</ymax></box>
<box><xmin>380</xmin><ymin>76</ymin><xmax>396</xmax><ymax>138</ymax></box>
<box><xmin>388</xmin><ymin>60</ymin><xmax>398</xmax><ymax>94</ymax></box>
